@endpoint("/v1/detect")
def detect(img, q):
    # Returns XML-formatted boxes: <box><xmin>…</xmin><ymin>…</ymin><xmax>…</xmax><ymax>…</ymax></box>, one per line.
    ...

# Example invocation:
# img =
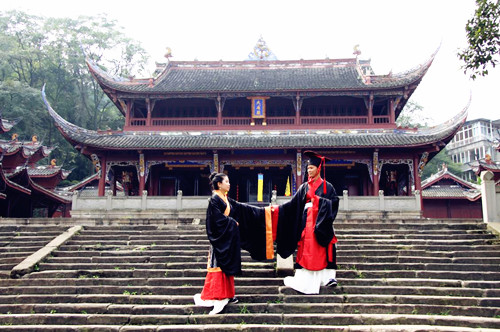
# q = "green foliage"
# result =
<box><xmin>421</xmin><ymin>148</ymin><xmax>463</xmax><ymax>180</ymax></box>
<box><xmin>396</xmin><ymin>100</ymin><xmax>429</xmax><ymax>128</ymax></box>
<box><xmin>0</xmin><ymin>10</ymin><xmax>150</xmax><ymax>183</ymax></box>
<box><xmin>458</xmin><ymin>0</ymin><xmax>500</xmax><ymax>79</ymax></box>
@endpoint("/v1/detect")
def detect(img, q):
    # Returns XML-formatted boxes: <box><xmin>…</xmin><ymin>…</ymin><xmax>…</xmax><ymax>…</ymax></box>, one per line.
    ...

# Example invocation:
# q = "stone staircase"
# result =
<box><xmin>0</xmin><ymin>219</ymin><xmax>499</xmax><ymax>331</ymax></box>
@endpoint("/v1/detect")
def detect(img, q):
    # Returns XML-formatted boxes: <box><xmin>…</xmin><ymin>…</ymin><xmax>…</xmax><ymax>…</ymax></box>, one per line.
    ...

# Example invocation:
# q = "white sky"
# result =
<box><xmin>2</xmin><ymin>0</ymin><xmax>499</xmax><ymax>124</ymax></box>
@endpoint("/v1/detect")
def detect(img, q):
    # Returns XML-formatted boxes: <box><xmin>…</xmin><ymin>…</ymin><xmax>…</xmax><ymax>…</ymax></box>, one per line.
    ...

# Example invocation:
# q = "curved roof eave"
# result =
<box><xmin>43</xmin><ymin>83</ymin><xmax>468</xmax><ymax>152</ymax></box>
<box><xmin>86</xmin><ymin>51</ymin><xmax>436</xmax><ymax>95</ymax></box>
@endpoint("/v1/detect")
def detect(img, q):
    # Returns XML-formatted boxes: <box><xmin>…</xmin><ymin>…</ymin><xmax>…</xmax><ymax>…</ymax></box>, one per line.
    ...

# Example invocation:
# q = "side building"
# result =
<box><xmin>446</xmin><ymin>118</ymin><xmax>500</xmax><ymax>181</ymax></box>
<box><xmin>0</xmin><ymin>115</ymin><xmax>72</xmax><ymax>217</ymax></box>
<box><xmin>43</xmin><ymin>42</ymin><xmax>466</xmax><ymax>206</ymax></box>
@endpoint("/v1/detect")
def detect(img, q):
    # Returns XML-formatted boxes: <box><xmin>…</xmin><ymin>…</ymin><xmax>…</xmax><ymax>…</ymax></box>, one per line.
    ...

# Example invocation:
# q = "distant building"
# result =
<box><xmin>0</xmin><ymin>113</ymin><xmax>72</xmax><ymax>217</ymax></box>
<box><xmin>446</xmin><ymin>118</ymin><xmax>500</xmax><ymax>181</ymax></box>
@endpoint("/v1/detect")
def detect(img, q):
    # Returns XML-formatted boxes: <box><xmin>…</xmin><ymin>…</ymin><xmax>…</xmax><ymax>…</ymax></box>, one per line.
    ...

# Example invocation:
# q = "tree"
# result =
<box><xmin>421</xmin><ymin>148</ymin><xmax>463</xmax><ymax>180</ymax></box>
<box><xmin>458</xmin><ymin>0</ymin><xmax>500</xmax><ymax>79</ymax></box>
<box><xmin>0</xmin><ymin>10</ymin><xmax>150</xmax><ymax>181</ymax></box>
<box><xmin>396</xmin><ymin>100</ymin><xmax>430</xmax><ymax>128</ymax></box>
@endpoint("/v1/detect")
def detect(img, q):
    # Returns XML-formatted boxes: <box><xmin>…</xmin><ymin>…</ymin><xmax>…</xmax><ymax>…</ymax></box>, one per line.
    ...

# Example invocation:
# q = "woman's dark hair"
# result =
<box><xmin>209</xmin><ymin>172</ymin><xmax>227</xmax><ymax>191</ymax></box>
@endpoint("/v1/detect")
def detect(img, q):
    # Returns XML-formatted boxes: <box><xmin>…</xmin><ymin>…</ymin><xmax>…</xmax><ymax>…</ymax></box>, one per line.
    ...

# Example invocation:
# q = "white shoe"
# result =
<box><xmin>209</xmin><ymin>298</ymin><xmax>229</xmax><ymax>315</ymax></box>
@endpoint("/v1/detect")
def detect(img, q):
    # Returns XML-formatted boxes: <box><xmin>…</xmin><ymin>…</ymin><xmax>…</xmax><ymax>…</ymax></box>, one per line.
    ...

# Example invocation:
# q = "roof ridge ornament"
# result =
<box><xmin>247</xmin><ymin>36</ymin><xmax>277</xmax><ymax>61</ymax></box>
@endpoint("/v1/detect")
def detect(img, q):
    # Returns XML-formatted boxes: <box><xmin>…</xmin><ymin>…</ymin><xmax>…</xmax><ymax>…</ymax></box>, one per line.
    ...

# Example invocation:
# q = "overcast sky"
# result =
<box><xmin>2</xmin><ymin>0</ymin><xmax>499</xmax><ymax>124</ymax></box>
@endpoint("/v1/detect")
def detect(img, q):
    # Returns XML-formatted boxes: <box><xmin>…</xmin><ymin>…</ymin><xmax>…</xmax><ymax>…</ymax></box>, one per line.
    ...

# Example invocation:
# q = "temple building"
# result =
<box><xmin>421</xmin><ymin>164</ymin><xmax>482</xmax><ymax>219</ymax></box>
<box><xmin>43</xmin><ymin>40</ymin><xmax>467</xmax><ymax>204</ymax></box>
<box><xmin>0</xmin><ymin>114</ymin><xmax>72</xmax><ymax>217</ymax></box>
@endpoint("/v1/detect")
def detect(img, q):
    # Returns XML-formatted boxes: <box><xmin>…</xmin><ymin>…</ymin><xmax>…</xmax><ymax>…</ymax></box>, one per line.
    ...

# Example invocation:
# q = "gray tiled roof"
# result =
<box><xmin>43</xmin><ymin>87</ymin><xmax>467</xmax><ymax>151</ymax></box>
<box><xmin>422</xmin><ymin>186</ymin><xmax>480</xmax><ymax>199</ymax></box>
<box><xmin>88</xmin><ymin>56</ymin><xmax>434</xmax><ymax>94</ymax></box>
<box><xmin>0</xmin><ymin>140</ymin><xmax>54</xmax><ymax>157</ymax></box>
<box><xmin>27</xmin><ymin>166</ymin><xmax>71</xmax><ymax>179</ymax></box>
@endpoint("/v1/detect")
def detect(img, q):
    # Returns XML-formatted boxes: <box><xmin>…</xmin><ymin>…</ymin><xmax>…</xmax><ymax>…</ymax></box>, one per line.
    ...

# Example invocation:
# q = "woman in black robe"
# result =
<box><xmin>194</xmin><ymin>172</ymin><xmax>269</xmax><ymax>314</ymax></box>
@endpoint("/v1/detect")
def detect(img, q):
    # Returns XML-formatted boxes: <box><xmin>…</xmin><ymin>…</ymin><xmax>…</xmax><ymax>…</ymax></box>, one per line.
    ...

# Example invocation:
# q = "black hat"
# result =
<box><xmin>304</xmin><ymin>151</ymin><xmax>331</xmax><ymax>168</ymax></box>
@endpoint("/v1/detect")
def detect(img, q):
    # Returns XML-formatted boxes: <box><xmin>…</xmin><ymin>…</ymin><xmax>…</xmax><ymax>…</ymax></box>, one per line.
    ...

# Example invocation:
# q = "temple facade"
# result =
<box><xmin>43</xmin><ymin>41</ymin><xmax>466</xmax><ymax>205</ymax></box>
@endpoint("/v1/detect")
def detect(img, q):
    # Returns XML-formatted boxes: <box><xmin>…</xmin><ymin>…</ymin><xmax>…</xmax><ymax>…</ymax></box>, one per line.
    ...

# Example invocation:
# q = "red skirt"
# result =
<box><xmin>200</xmin><ymin>269</ymin><xmax>235</xmax><ymax>300</ymax></box>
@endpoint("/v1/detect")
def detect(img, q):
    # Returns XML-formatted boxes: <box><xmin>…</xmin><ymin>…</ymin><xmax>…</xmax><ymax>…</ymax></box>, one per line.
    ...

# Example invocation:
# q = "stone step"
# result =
<box><xmin>24</xmin><ymin>268</ymin><xmax>276</xmax><ymax>279</ymax></box>
<box><xmin>1</xmin><ymin>283</ymin><xmax>498</xmax><ymax>298</ymax></box>
<box><xmin>35</xmin><ymin>261</ymin><xmax>273</xmax><ymax>271</ymax></box>
<box><xmin>42</xmin><ymin>254</ymin><xmax>500</xmax><ymax>265</ymax></box>
<box><xmin>0</xmin><ymin>221</ymin><xmax>497</xmax><ymax>331</ymax></box>
<box><xmin>0</xmin><ymin>312</ymin><xmax>498</xmax><ymax>329</ymax></box>
<box><xmin>48</xmin><ymin>248</ymin><xmax>500</xmax><ymax>259</ymax></box>
<box><xmin>2</xmin><ymin>277</ymin><xmax>499</xmax><ymax>291</ymax></box>
<box><xmin>0</xmin><ymin>325</ymin><xmax>496</xmax><ymax>332</ymax></box>
<box><xmin>338</xmin><ymin>262</ymin><xmax>499</xmax><ymax>272</ymax></box>
<box><xmin>67</xmin><ymin>229</ymin><xmax>492</xmax><ymax>237</ymax></box>
<box><xmin>55</xmin><ymin>242</ymin><xmax>499</xmax><ymax>254</ymax></box>
<box><xmin>23</xmin><ymin>268</ymin><xmax>500</xmax><ymax>281</ymax></box>
<box><xmin>1</xmin><ymin>293</ymin><xmax>498</xmax><ymax>308</ymax></box>
<box><xmin>78</xmin><ymin>222</ymin><xmax>486</xmax><ymax>230</ymax></box>
<box><xmin>33</xmin><ymin>260</ymin><xmax>500</xmax><ymax>273</ymax></box>
<box><xmin>0</xmin><ymin>302</ymin><xmax>498</xmax><ymax>318</ymax></box>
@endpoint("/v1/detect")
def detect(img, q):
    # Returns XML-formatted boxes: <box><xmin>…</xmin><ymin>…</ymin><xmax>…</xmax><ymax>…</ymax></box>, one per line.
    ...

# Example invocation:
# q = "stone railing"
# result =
<box><xmin>70</xmin><ymin>189</ymin><xmax>422</xmax><ymax>220</ymax></box>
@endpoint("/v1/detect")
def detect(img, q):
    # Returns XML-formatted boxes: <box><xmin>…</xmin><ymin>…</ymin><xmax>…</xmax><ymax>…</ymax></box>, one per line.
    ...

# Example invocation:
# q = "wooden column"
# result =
<box><xmin>389</xmin><ymin>99</ymin><xmax>396</xmax><ymax>124</ymax></box>
<box><xmin>295</xmin><ymin>151</ymin><xmax>303</xmax><ymax>189</ymax></box>
<box><xmin>372</xmin><ymin>150</ymin><xmax>379</xmax><ymax>196</ymax></box>
<box><xmin>123</xmin><ymin>100</ymin><xmax>131</xmax><ymax>127</ymax></box>
<box><xmin>98</xmin><ymin>155</ymin><xmax>107</xmax><ymax>197</ymax></box>
<box><xmin>365</xmin><ymin>93</ymin><xmax>374</xmax><ymax>124</ymax></box>
<box><xmin>146</xmin><ymin>98</ymin><xmax>153</xmax><ymax>127</ymax></box>
<box><xmin>216</xmin><ymin>95</ymin><xmax>223</xmax><ymax>126</ymax></box>
<box><xmin>138</xmin><ymin>152</ymin><xmax>145</xmax><ymax>194</ymax></box>
<box><xmin>294</xmin><ymin>93</ymin><xmax>302</xmax><ymax>126</ymax></box>
<box><xmin>414</xmin><ymin>154</ymin><xmax>422</xmax><ymax>192</ymax></box>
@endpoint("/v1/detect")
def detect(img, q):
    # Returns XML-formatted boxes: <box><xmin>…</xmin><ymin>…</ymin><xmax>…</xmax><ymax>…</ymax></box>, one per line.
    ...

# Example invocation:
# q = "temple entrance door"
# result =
<box><xmin>345</xmin><ymin>175</ymin><xmax>360</xmax><ymax>196</ymax></box>
<box><xmin>380</xmin><ymin>164</ymin><xmax>410</xmax><ymax>196</ymax></box>
<box><xmin>149</xmin><ymin>165</ymin><xmax>212</xmax><ymax>196</ymax></box>
<box><xmin>225</xmin><ymin>165</ymin><xmax>292</xmax><ymax>203</ymax></box>
<box><xmin>159</xmin><ymin>177</ymin><xmax>177</xmax><ymax>196</ymax></box>
<box><xmin>325</xmin><ymin>163</ymin><xmax>368</xmax><ymax>196</ymax></box>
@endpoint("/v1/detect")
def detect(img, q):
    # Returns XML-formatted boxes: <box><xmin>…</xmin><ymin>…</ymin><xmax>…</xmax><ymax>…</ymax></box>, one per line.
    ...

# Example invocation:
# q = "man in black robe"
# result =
<box><xmin>273</xmin><ymin>151</ymin><xmax>339</xmax><ymax>294</ymax></box>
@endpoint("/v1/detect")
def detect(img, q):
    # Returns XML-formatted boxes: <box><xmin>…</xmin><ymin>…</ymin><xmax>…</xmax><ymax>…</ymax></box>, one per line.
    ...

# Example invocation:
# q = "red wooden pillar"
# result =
<box><xmin>413</xmin><ymin>154</ymin><xmax>424</xmax><ymax>211</ymax></box>
<box><xmin>295</xmin><ymin>93</ymin><xmax>301</xmax><ymax>126</ymax></box>
<box><xmin>124</xmin><ymin>101</ymin><xmax>131</xmax><ymax>127</ymax></box>
<box><xmin>367</xmin><ymin>93</ymin><xmax>374</xmax><ymax>124</ymax></box>
<box><xmin>98</xmin><ymin>155</ymin><xmax>107</xmax><ymax>197</ymax></box>
<box><xmin>146</xmin><ymin>98</ymin><xmax>152</xmax><ymax>127</ymax></box>
<box><xmin>138</xmin><ymin>153</ymin><xmax>145</xmax><ymax>194</ymax></box>
<box><xmin>295</xmin><ymin>151</ymin><xmax>303</xmax><ymax>189</ymax></box>
<box><xmin>372</xmin><ymin>151</ymin><xmax>379</xmax><ymax>196</ymax></box>
<box><xmin>413</xmin><ymin>155</ymin><xmax>422</xmax><ymax>191</ymax></box>
<box><xmin>389</xmin><ymin>99</ymin><xmax>396</xmax><ymax>124</ymax></box>
<box><xmin>217</xmin><ymin>95</ymin><xmax>223</xmax><ymax>126</ymax></box>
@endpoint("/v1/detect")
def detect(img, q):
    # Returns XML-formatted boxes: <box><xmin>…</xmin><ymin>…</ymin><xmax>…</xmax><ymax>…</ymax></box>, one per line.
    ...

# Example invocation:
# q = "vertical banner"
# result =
<box><xmin>257</xmin><ymin>173</ymin><xmax>264</xmax><ymax>202</ymax></box>
<box><xmin>285</xmin><ymin>176</ymin><xmax>291</xmax><ymax>196</ymax></box>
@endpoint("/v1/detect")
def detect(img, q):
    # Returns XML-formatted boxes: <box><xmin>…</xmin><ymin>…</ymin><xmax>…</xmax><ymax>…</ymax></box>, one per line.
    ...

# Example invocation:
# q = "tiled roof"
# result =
<box><xmin>0</xmin><ymin>140</ymin><xmax>55</xmax><ymax>158</ymax></box>
<box><xmin>422</xmin><ymin>168</ymin><xmax>481</xmax><ymax>201</ymax></box>
<box><xmin>421</xmin><ymin>168</ymin><xmax>479</xmax><ymax>189</ymax></box>
<box><xmin>27</xmin><ymin>166</ymin><xmax>71</xmax><ymax>179</ymax></box>
<box><xmin>469</xmin><ymin>159</ymin><xmax>500</xmax><ymax>174</ymax></box>
<box><xmin>6</xmin><ymin>167</ymin><xmax>70</xmax><ymax>203</ymax></box>
<box><xmin>0</xmin><ymin>111</ymin><xmax>21</xmax><ymax>133</ymax></box>
<box><xmin>87</xmin><ymin>54</ymin><xmax>435</xmax><ymax>94</ymax></box>
<box><xmin>43</xmin><ymin>86</ymin><xmax>467</xmax><ymax>151</ymax></box>
<box><xmin>422</xmin><ymin>185</ymin><xmax>481</xmax><ymax>200</ymax></box>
